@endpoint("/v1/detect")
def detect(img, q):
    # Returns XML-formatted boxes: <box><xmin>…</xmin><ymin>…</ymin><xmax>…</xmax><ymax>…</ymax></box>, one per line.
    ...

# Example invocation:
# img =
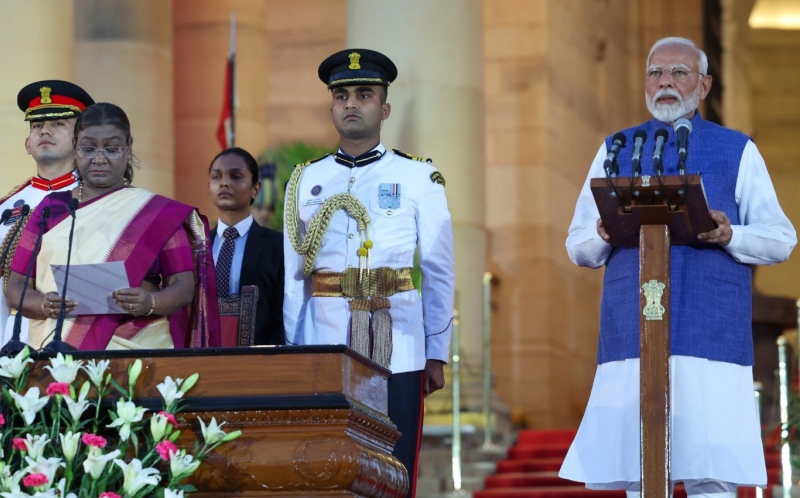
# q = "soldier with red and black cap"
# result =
<box><xmin>284</xmin><ymin>49</ymin><xmax>455</xmax><ymax>498</ymax></box>
<box><xmin>0</xmin><ymin>80</ymin><xmax>94</xmax><ymax>347</ymax></box>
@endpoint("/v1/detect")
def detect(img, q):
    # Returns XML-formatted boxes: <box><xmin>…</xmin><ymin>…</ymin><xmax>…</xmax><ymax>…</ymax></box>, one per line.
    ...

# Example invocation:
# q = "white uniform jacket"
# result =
<box><xmin>283</xmin><ymin>144</ymin><xmax>455</xmax><ymax>374</ymax></box>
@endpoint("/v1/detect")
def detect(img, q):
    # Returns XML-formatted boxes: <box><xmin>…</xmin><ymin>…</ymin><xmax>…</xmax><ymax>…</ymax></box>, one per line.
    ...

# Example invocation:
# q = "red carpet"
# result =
<box><xmin>474</xmin><ymin>429</ymin><xmax>779</xmax><ymax>498</ymax></box>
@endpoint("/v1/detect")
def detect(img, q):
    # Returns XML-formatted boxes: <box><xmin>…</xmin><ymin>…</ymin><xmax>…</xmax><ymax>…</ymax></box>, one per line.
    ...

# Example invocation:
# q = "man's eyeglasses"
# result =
<box><xmin>76</xmin><ymin>146</ymin><xmax>126</xmax><ymax>159</ymax></box>
<box><xmin>645</xmin><ymin>65</ymin><xmax>705</xmax><ymax>83</ymax></box>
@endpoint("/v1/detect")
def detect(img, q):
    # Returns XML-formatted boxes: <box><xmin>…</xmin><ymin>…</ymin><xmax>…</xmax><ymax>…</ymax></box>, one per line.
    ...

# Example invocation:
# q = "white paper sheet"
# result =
<box><xmin>51</xmin><ymin>261</ymin><xmax>131</xmax><ymax>315</ymax></box>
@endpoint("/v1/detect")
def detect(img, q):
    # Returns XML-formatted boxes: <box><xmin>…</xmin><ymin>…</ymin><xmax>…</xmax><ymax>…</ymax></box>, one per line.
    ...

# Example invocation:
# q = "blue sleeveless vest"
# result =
<box><xmin>597</xmin><ymin>113</ymin><xmax>754</xmax><ymax>366</ymax></box>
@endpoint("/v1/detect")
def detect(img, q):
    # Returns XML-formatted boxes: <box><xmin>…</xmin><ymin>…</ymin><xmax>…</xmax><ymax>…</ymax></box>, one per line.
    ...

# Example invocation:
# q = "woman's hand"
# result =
<box><xmin>112</xmin><ymin>288</ymin><xmax>154</xmax><ymax>317</ymax></box>
<box><xmin>41</xmin><ymin>291</ymin><xmax>78</xmax><ymax>319</ymax></box>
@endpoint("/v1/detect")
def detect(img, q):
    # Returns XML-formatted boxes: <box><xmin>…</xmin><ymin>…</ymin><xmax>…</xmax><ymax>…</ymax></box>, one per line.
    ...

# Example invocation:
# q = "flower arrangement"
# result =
<box><xmin>0</xmin><ymin>347</ymin><xmax>241</xmax><ymax>498</ymax></box>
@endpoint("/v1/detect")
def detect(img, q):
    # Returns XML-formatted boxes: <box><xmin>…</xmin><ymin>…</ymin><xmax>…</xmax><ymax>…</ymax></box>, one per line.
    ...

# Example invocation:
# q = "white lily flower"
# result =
<box><xmin>23</xmin><ymin>456</ymin><xmax>64</xmax><ymax>490</ymax></box>
<box><xmin>0</xmin><ymin>463</ymin><xmax>26</xmax><ymax>494</ymax></box>
<box><xmin>106</xmin><ymin>400</ymin><xmax>147</xmax><ymax>442</ymax></box>
<box><xmin>82</xmin><ymin>447</ymin><xmax>120</xmax><ymax>480</ymax></box>
<box><xmin>114</xmin><ymin>458</ymin><xmax>160</xmax><ymax>496</ymax></box>
<box><xmin>58</xmin><ymin>432</ymin><xmax>81</xmax><ymax>463</ymax></box>
<box><xmin>169</xmin><ymin>450</ymin><xmax>201</xmax><ymax>479</ymax></box>
<box><xmin>80</xmin><ymin>359</ymin><xmax>110</xmax><ymax>387</ymax></box>
<box><xmin>165</xmin><ymin>489</ymin><xmax>185</xmax><ymax>498</ymax></box>
<box><xmin>199</xmin><ymin>417</ymin><xmax>227</xmax><ymax>445</ymax></box>
<box><xmin>156</xmin><ymin>376</ymin><xmax>184</xmax><ymax>406</ymax></box>
<box><xmin>0</xmin><ymin>348</ymin><xmax>32</xmax><ymax>380</ymax></box>
<box><xmin>0</xmin><ymin>491</ymin><xmax>30</xmax><ymax>498</ymax></box>
<box><xmin>43</xmin><ymin>353</ymin><xmax>82</xmax><ymax>384</ymax></box>
<box><xmin>63</xmin><ymin>390</ymin><xmax>90</xmax><ymax>423</ymax></box>
<box><xmin>128</xmin><ymin>359</ymin><xmax>143</xmax><ymax>387</ymax></box>
<box><xmin>9</xmin><ymin>388</ymin><xmax>48</xmax><ymax>426</ymax></box>
<box><xmin>23</xmin><ymin>435</ymin><xmax>50</xmax><ymax>461</ymax></box>
<box><xmin>150</xmin><ymin>412</ymin><xmax>169</xmax><ymax>442</ymax></box>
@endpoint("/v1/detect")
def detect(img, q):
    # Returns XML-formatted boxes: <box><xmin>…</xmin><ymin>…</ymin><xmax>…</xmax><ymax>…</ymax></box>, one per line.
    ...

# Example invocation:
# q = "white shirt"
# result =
<box><xmin>566</xmin><ymin>140</ymin><xmax>796</xmax><ymax>267</ymax></box>
<box><xmin>283</xmin><ymin>145</ymin><xmax>455</xmax><ymax>374</ymax></box>
<box><xmin>212</xmin><ymin>215</ymin><xmax>253</xmax><ymax>297</ymax></box>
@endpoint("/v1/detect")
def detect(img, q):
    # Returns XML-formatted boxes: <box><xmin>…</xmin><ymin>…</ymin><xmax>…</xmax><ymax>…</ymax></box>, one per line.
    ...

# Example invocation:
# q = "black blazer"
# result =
<box><xmin>212</xmin><ymin>221</ymin><xmax>285</xmax><ymax>345</ymax></box>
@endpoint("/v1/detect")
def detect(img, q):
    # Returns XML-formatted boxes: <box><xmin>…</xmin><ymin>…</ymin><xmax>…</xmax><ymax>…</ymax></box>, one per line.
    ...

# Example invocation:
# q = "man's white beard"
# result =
<box><xmin>646</xmin><ymin>85</ymin><xmax>701</xmax><ymax>124</ymax></box>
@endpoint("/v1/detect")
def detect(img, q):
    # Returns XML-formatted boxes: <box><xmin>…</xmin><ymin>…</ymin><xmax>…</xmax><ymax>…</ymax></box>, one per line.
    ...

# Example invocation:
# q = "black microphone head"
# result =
<box><xmin>68</xmin><ymin>198</ymin><xmax>79</xmax><ymax>215</ymax></box>
<box><xmin>633</xmin><ymin>129</ymin><xmax>647</xmax><ymax>142</ymax></box>
<box><xmin>0</xmin><ymin>210</ymin><xmax>11</xmax><ymax>223</ymax></box>
<box><xmin>674</xmin><ymin>118</ymin><xmax>692</xmax><ymax>134</ymax></box>
<box><xmin>654</xmin><ymin>128</ymin><xmax>669</xmax><ymax>141</ymax></box>
<box><xmin>20</xmin><ymin>204</ymin><xmax>30</xmax><ymax>217</ymax></box>
<box><xmin>612</xmin><ymin>132</ymin><xmax>627</xmax><ymax>146</ymax></box>
<box><xmin>41</xmin><ymin>206</ymin><xmax>51</xmax><ymax>220</ymax></box>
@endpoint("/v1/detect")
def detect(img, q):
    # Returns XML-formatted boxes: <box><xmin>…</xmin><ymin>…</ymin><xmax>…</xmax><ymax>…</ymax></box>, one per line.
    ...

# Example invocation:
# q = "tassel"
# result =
<box><xmin>371</xmin><ymin>297</ymin><xmax>393</xmax><ymax>368</ymax></box>
<box><xmin>349</xmin><ymin>299</ymin><xmax>371</xmax><ymax>359</ymax></box>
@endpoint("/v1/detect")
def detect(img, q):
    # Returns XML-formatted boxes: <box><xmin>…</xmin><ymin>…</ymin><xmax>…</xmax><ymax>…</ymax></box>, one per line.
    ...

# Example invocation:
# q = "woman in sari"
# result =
<box><xmin>6</xmin><ymin>102</ymin><xmax>220</xmax><ymax>350</ymax></box>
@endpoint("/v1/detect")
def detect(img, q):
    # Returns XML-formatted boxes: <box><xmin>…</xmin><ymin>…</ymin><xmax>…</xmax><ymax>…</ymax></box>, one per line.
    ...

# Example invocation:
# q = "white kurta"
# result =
<box><xmin>283</xmin><ymin>144</ymin><xmax>455</xmax><ymax>374</ymax></box>
<box><xmin>0</xmin><ymin>179</ymin><xmax>78</xmax><ymax>347</ymax></box>
<box><xmin>559</xmin><ymin>139</ymin><xmax>796</xmax><ymax>487</ymax></box>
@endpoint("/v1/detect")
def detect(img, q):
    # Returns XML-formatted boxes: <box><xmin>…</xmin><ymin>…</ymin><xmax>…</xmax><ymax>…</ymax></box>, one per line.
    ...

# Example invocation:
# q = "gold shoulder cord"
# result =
<box><xmin>0</xmin><ymin>212</ymin><xmax>32</xmax><ymax>296</ymax></box>
<box><xmin>285</xmin><ymin>164</ymin><xmax>371</xmax><ymax>277</ymax></box>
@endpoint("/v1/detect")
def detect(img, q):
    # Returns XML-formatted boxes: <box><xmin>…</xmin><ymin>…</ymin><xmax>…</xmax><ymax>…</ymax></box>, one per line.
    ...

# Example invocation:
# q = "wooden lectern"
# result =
<box><xmin>591</xmin><ymin>174</ymin><xmax>715</xmax><ymax>498</ymax></box>
<box><xmin>27</xmin><ymin>346</ymin><xmax>408</xmax><ymax>498</ymax></box>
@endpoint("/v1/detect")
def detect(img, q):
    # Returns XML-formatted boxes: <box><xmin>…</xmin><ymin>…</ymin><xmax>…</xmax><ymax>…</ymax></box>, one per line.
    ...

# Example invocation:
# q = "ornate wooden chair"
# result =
<box><xmin>218</xmin><ymin>285</ymin><xmax>259</xmax><ymax>347</ymax></box>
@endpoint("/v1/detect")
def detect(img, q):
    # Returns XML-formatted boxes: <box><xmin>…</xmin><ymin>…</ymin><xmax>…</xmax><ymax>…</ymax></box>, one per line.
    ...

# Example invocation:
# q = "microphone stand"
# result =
<box><xmin>45</xmin><ymin>199</ymin><xmax>79</xmax><ymax>354</ymax></box>
<box><xmin>1</xmin><ymin>207</ymin><xmax>48</xmax><ymax>356</ymax></box>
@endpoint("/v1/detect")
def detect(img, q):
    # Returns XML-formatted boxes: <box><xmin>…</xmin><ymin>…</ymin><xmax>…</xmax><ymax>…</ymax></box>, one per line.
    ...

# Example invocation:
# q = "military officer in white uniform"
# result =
<box><xmin>0</xmin><ymin>80</ymin><xmax>94</xmax><ymax>350</ymax></box>
<box><xmin>283</xmin><ymin>49</ymin><xmax>455</xmax><ymax>498</ymax></box>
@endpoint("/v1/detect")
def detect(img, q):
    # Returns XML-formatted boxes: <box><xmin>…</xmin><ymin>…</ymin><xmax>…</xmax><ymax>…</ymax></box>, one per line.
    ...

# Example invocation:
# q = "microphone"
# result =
<box><xmin>604</xmin><ymin>132</ymin><xmax>627</xmax><ymax>177</ymax></box>
<box><xmin>47</xmin><ymin>198</ymin><xmax>79</xmax><ymax>354</ymax></box>
<box><xmin>1</xmin><ymin>206</ymin><xmax>48</xmax><ymax>355</ymax></box>
<box><xmin>631</xmin><ymin>130</ymin><xmax>647</xmax><ymax>177</ymax></box>
<box><xmin>0</xmin><ymin>206</ymin><xmax>29</xmax><ymax>271</ymax></box>
<box><xmin>674</xmin><ymin>118</ymin><xmax>692</xmax><ymax>174</ymax></box>
<box><xmin>652</xmin><ymin>129</ymin><xmax>669</xmax><ymax>175</ymax></box>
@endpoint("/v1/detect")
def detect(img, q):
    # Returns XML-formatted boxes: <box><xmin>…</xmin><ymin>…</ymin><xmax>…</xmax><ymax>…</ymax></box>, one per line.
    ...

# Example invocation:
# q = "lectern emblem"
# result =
<box><xmin>641</xmin><ymin>175</ymin><xmax>651</xmax><ymax>187</ymax></box>
<box><xmin>642</xmin><ymin>279</ymin><xmax>666</xmax><ymax>321</ymax></box>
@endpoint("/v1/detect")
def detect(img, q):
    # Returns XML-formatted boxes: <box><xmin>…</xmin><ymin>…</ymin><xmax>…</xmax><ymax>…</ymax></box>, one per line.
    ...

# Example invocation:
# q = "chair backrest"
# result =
<box><xmin>218</xmin><ymin>285</ymin><xmax>259</xmax><ymax>347</ymax></box>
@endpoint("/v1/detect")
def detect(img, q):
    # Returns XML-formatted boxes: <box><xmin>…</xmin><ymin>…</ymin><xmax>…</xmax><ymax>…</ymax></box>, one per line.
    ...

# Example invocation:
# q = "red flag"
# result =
<box><xmin>216</xmin><ymin>55</ymin><xmax>234</xmax><ymax>150</ymax></box>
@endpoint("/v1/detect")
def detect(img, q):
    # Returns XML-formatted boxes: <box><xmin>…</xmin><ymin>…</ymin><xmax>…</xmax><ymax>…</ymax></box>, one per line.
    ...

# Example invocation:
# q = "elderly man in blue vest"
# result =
<box><xmin>559</xmin><ymin>37</ymin><xmax>796</xmax><ymax>498</ymax></box>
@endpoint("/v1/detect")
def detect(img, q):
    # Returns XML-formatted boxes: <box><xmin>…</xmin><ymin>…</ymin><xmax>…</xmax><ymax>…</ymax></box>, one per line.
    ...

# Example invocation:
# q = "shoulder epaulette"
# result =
<box><xmin>295</xmin><ymin>154</ymin><xmax>331</xmax><ymax>168</ymax></box>
<box><xmin>393</xmin><ymin>149</ymin><xmax>432</xmax><ymax>163</ymax></box>
<box><xmin>0</xmin><ymin>178</ymin><xmax>33</xmax><ymax>206</ymax></box>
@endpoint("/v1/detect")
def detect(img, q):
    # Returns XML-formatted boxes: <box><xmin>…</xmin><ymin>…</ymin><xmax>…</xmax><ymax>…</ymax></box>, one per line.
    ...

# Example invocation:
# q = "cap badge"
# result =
<box><xmin>348</xmin><ymin>52</ymin><xmax>361</xmax><ymax>70</ymax></box>
<box><xmin>40</xmin><ymin>86</ymin><xmax>52</xmax><ymax>104</ymax></box>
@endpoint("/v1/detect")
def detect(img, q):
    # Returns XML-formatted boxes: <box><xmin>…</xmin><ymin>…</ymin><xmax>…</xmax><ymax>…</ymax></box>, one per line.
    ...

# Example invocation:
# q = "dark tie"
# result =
<box><xmin>216</xmin><ymin>227</ymin><xmax>239</xmax><ymax>298</ymax></box>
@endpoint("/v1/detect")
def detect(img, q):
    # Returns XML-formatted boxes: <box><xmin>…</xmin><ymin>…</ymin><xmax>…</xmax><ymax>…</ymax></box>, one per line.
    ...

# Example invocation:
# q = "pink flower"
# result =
<box><xmin>46</xmin><ymin>382</ymin><xmax>70</xmax><ymax>397</ymax></box>
<box><xmin>159</xmin><ymin>411</ymin><xmax>178</xmax><ymax>428</ymax></box>
<box><xmin>12</xmin><ymin>438</ymin><xmax>27</xmax><ymax>451</ymax></box>
<box><xmin>156</xmin><ymin>440</ymin><xmax>178</xmax><ymax>461</ymax></box>
<box><xmin>82</xmin><ymin>433</ymin><xmax>107</xmax><ymax>448</ymax></box>
<box><xmin>0</xmin><ymin>413</ymin><xmax>5</xmax><ymax>426</ymax></box>
<box><xmin>99</xmin><ymin>493</ymin><xmax>123</xmax><ymax>498</ymax></box>
<box><xmin>22</xmin><ymin>473</ymin><xmax>48</xmax><ymax>488</ymax></box>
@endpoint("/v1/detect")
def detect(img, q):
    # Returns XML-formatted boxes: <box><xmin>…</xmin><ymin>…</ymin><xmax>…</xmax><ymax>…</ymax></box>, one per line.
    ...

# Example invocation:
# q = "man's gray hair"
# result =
<box><xmin>647</xmin><ymin>37</ymin><xmax>708</xmax><ymax>75</ymax></box>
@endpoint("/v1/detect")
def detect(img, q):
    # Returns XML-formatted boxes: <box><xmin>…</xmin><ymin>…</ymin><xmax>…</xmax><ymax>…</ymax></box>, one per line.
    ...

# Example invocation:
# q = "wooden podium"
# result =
<box><xmin>591</xmin><ymin>174</ymin><xmax>715</xmax><ymax>498</ymax></box>
<box><xmin>28</xmin><ymin>345</ymin><xmax>408</xmax><ymax>498</ymax></box>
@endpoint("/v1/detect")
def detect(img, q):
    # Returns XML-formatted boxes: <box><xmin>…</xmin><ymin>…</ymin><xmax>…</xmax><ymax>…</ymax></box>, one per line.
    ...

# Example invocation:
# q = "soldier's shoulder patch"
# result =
<box><xmin>393</xmin><ymin>149</ymin><xmax>432</xmax><ymax>163</ymax></box>
<box><xmin>295</xmin><ymin>153</ymin><xmax>331</xmax><ymax>168</ymax></box>
<box><xmin>430</xmin><ymin>171</ymin><xmax>446</xmax><ymax>187</ymax></box>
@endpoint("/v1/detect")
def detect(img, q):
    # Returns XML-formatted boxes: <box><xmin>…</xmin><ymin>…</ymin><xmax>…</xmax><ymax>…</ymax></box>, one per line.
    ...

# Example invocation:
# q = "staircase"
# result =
<box><xmin>473</xmin><ymin>429</ymin><xmax>781</xmax><ymax>498</ymax></box>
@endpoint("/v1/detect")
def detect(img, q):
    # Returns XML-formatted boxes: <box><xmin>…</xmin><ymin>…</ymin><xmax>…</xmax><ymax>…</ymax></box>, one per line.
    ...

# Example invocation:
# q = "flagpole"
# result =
<box><xmin>229</xmin><ymin>11</ymin><xmax>236</xmax><ymax>148</ymax></box>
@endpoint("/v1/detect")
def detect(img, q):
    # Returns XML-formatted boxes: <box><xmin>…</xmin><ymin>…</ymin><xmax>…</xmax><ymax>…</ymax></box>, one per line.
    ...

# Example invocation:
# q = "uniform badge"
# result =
<box><xmin>40</xmin><ymin>86</ymin><xmax>52</xmax><ymax>104</ymax></box>
<box><xmin>349</xmin><ymin>52</ymin><xmax>361</xmax><ymax>70</ymax></box>
<box><xmin>379</xmin><ymin>183</ymin><xmax>401</xmax><ymax>209</ymax></box>
<box><xmin>311</xmin><ymin>185</ymin><xmax>322</xmax><ymax>196</ymax></box>
<box><xmin>5</xmin><ymin>199</ymin><xmax>26</xmax><ymax>226</ymax></box>
<box><xmin>430</xmin><ymin>171</ymin><xmax>446</xmax><ymax>187</ymax></box>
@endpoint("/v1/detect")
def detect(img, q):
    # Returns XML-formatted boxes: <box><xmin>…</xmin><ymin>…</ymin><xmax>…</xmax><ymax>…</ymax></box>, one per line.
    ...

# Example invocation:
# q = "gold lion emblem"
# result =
<box><xmin>40</xmin><ymin>86</ymin><xmax>52</xmax><ymax>104</ymax></box>
<box><xmin>348</xmin><ymin>52</ymin><xmax>361</xmax><ymax>70</ymax></box>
